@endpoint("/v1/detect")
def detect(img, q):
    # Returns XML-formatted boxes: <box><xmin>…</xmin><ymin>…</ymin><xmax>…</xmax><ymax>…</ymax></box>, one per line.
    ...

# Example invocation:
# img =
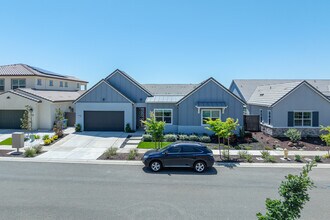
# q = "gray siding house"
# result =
<box><xmin>75</xmin><ymin>69</ymin><xmax>245</xmax><ymax>133</ymax></box>
<box><xmin>230</xmin><ymin>80</ymin><xmax>330</xmax><ymax>137</ymax></box>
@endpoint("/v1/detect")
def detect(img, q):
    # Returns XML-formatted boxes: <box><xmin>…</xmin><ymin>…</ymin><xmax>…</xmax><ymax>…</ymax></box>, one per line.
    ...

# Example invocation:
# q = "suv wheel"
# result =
<box><xmin>194</xmin><ymin>161</ymin><xmax>206</xmax><ymax>173</ymax></box>
<box><xmin>150</xmin><ymin>161</ymin><xmax>162</xmax><ymax>172</ymax></box>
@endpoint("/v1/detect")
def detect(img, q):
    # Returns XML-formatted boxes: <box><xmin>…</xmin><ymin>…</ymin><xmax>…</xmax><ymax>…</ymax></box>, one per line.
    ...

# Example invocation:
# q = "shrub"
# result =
<box><xmin>246</xmin><ymin>154</ymin><xmax>253</xmax><ymax>163</ymax></box>
<box><xmin>314</xmin><ymin>155</ymin><xmax>322</xmax><ymax>162</ymax></box>
<box><xmin>42</xmin><ymin>135</ymin><xmax>50</xmax><ymax>140</ymax></box>
<box><xmin>142</xmin><ymin>134</ymin><xmax>153</xmax><ymax>142</ymax></box>
<box><xmin>200</xmin><ymin>136</ymin><xmax>211</xmax><ymax>143</ymax></box>
<box><xmin>323</xmin><ymin>153</ymin><xmax>330</xmax><ymax>159</ymax></box>
<box><xmin>52</xmin><ymin>135</ymin><xmax>58</xmax><ymax>140</ymax></box>
<box><xmin>221</xmin><ymin>149</ymin><xmax>230</xmax><ymax>160</ymax></box>
<box><xmin>125</xmin><ymin>123</ymin><xmax>132</xmax><ymax>133</ymax></box>
<box><xmin>75</xmin><ymin>123</ymin><xmax>81</xmax><ymax>132</ymax></box>
<box><xmin>244</xmin><ymin>146</ymin><xmax>253</xmax><ymax>150</ymax></box>
<box><xmin>238</xmin><ymin>150</ymin><xmax>249</xmax><ymax>159</ymax></box>
<box><xmin>265</xmin><ymin>155</ymin><xmax>276</xmax><ymax>163</ymax></box>
<box><xmin>24</xmin><ymin>147</ymin><xmax>36</xmax><ymax>157</ymax></box>
<box><xmin>44</xmin><ymin>139</ymin><xmax>52</xmax><ymax>146</ymax></box>
<box><xmin>295</xmin><ymin>154</ymin><xmax>302</xmax><ymax>162</ymax></box>
<box><xmin>265</xmin><ymin>146</ymin><xmax>272</xmax><ymax>151</ymax></box>
<box><xmin>178</xmin><ymin>134</ymin><xmax>189</xmax><ymax>141</ymax></box>
<box><xmin>128</xmin><ymin>149</ymin><xmax>138</xmax><ymax>160</ymax></box>
<box><xmin>34</xmin><ymin>135</ymin><xmax>40</xmax><ymax>139</ymax></box>
<box><xmin>189</xmin><ymin>135</ymin><xmax>199</xmax><ymax>142</ymax></box>
<box><xmin>33</xmin><ymin>145</ymin><xmax>43</xmax><ymax>154</ymax></box>
<box><xmin>164</xmin><ymin>134</ymin><xmax>177</xmax><ymax>142</ymax></box>
<box><xmin>261</xmin><ymin>150</ymin><xmax>270</xmax><ymax>159</ymax></box>
<box><xmin>284</xmin><ymin>128</ymin><xmax>301</xmax><ymax>143</ymax></box>
<box><xmin>104</xmin><ymin>147</ymin><xmax>117</xmax><ymax>159</ymax></box>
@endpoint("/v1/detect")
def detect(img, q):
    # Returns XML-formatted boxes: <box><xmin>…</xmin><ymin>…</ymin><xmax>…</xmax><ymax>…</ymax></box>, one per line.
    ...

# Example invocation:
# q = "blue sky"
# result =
<box><xmin>1</xmin><ymin>0</ymin><xmax>330</xmax><ymax>87</ymax></box>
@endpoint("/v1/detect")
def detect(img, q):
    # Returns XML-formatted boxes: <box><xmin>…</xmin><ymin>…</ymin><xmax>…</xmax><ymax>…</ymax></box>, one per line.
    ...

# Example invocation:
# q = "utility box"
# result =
<box><xmin>12</xmin><ymin>132</ymin><xmax>25</xmax><ymax>149</ymax></box>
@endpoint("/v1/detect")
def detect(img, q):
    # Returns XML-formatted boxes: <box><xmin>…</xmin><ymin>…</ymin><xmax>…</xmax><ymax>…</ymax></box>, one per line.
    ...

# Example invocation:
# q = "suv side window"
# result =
<box><xmin>167</xmin><ymin>146</ymin><xmax>181</xmax><ymax>154</ymax></box>
<box><xmin>181</xmin><ymin>145</ymin><xmax>202</xmax><ymax>153</ymax></box>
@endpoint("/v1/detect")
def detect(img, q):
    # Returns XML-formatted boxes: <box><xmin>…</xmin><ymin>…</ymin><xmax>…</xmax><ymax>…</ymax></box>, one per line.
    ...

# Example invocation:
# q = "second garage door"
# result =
<box><xmin>84</xmin><ymin>111</ymin><xmax>124</xmax><ymax>131</ymax></box>
<box><xmin>0</xmin><ymin>110</ymin><xmax>25</xmax><ymax>129</ymax></box>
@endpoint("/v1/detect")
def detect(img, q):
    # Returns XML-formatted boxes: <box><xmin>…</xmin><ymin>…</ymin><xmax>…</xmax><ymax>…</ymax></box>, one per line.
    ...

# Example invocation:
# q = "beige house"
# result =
<box><xmin>0</xmin><ymin>64</ymin><xmax>88</xmax><ymax>130</ymax></box>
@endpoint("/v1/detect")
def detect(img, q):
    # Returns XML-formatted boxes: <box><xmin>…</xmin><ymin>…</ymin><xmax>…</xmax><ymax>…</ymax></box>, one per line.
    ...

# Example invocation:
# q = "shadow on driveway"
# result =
<box><xmin>142</xmin><ymin>167</ymin><xmax>218</xmax><ymax>175</ymax></box>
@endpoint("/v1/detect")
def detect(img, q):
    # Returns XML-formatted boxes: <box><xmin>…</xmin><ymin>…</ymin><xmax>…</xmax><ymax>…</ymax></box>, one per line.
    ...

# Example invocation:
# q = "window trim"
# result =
<box><xmin>49</xmin><ymin>80</ymin><xmax>54</xmax><ymax>87</ymax></box>
<box><xmin>267</xmin><ymin>110</ymin><xmax>271</xmax><ymax>125</ymax></box>
<box><xmin>293</xmin><ymin>111</ymin><xmax>312</xmax><ymax>127</ymax></box>
<box><xmin>65</xmin><ymin>82</ymin><xmax>68</xmax><ymax>87</ymax></box>
<box><xmin>11</xmin><ymin>78</ymin><xmax>26</xmax><ymax>89</ymax></box>
<box><xmin>260</xmin><ymin>109</ymin><xmax>263</xmax><ymax>123</ymax></box>
<box><xmin>37</xmin><ymin>78</ymin><xmax>42</xmax><ymax>86</ymax></box>
<box><xmin>60</xmin><ymin>81</ymin><xmax>63</xmax><ymax>87</ymax></box>
<box><xmin>77</xmin><ymin>83</ymin><xmax>80</xmax><ymax>89</ymax></box>
<box><xmin>153</xmin><ymin>108</ymin><xmax>173</xmax><ymax>125</ymax></box>
<box><xmin>201</xmin><ymin>109</ymin><xmax>221</xmax><ymax>126</ymax></box>
<box><xmin>0</xmin><ymin>78</ymin><xmax>4</xmax><ymax>91</ymax></box>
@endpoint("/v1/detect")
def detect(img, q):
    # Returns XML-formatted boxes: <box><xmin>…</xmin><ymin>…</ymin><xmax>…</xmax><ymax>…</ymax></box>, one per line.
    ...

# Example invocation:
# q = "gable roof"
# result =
<box><xmin>177</xmin><ymin>77</ymin><xmax>246</xmax><ymax>105</ymax></box>
<box><xmin>74</xmin><ymin>79</ymin><xmax>134</xmax><ymax>104</ymax></box>
<box><xmin>232</xmin><ymin>79</ymin><xmax>330</xmax><ymax>102</ymax></box>
<box><xmin>248</xmin><ymin>81</ymin><xmax>330</xmax><ymax>107</ymax></box>
<box><xmin>0</xmin><ymin>90</ymin><xmax>42</xmax><ymax>103</ymax></box>
<box><xmin>142</xmin><ymin>84</ymin><xmax>199</xmax><ymax>95</ymax></box>
<box><xmin>0</xmin><ymin>64</ymin><xmax>88</xmax><ymax>83</ymax></box>
<box><xmin>105</xmin><ymin>69</ymin><xmax>152</xmax><ymax>96</ymax></box>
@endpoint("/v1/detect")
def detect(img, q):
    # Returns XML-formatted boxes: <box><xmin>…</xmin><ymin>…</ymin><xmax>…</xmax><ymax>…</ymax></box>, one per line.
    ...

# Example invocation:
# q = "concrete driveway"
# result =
<box><xmin>36</xmin><ymin>131</ymin><xmax>127</xmax><ymax>160</ymax></box>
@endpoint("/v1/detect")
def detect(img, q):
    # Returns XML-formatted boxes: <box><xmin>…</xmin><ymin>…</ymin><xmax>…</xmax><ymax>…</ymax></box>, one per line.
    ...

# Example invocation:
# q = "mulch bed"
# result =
<box><xmin>0</xmin><ymin>149</ymin><xmax>45</xmax><ymax>157</ymax></box>
<box><xmin>98</xmin><ymin>153</ymin><xmax>143</xmax><ymax>160</ymax></box>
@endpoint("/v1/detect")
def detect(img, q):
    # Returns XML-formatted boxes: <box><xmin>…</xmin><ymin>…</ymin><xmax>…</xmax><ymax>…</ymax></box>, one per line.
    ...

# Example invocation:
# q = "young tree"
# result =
<box><xmin>142</xmin><ymin>112</ymin><xmax>165</xmax><ymax>149</ymax></box>
<box><xmin>205</xmin><ymin>118</ymin><xmax>226</xmax><ymax>159</ymax></box>
<box><xmin>222</xmin><ymin>118</ymin><xmax>239</xmax><ymax>160</ymax></box>
<box><xmin>20</xmin><ymin>105</ymin><xmax>32</xmax><ymax>134</ymax></box>
<box><xmin>53</xmin><ymin>108</ymin><xmax>64</xmax><ymax>137</ymax></box>
<box><xmin>320</xmin><ymin>126</ymin><xmax>330</xmax><ymax>155</ymax></box>
<box><xmin>257</xmin><ymin>162</ymin><xmax>316</xmax><ymax>220</ymax></box>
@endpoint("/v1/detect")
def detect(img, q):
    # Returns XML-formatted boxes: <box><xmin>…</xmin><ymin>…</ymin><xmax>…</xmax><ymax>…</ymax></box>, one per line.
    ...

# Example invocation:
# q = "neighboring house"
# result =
<box><xmin>0</xmin><ymin>64</ymin><xmax>88</xmax><ymax>130</ymax></box>
<box><xmin>230</xmin><ymin>79</ymin><xmax>330</xmax><ymax>137</ymax></box>
<box><xmin>74</xmin><ymin>69</ymin><xmax>245</xmax><ymax>133</ymax></box>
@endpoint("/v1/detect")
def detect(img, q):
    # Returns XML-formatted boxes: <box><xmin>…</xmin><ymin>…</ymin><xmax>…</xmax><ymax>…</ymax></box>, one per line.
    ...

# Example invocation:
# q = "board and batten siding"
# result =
<box><xmin>77</xmin><ymin>81</ymin><xmax>130</xmax><ymax>103</ymax></box>
<box><xmin>272</xmin><ymin>83</ymin><xmax>330</xmax><ymax>127</ymax></box>
<box><xmin>146</xmin><ymin>103</ymin><xmax>178</xmax><ymax>133</ymax></box>
<box><xmin>107</xmin><ymin>72</ymin><xmax>149</xmax><ymax>103</ymax></box>
<box><xmin>178</xmin><ymin>80</ymin><xmax>244</xmax><ymax>129</ymax></box>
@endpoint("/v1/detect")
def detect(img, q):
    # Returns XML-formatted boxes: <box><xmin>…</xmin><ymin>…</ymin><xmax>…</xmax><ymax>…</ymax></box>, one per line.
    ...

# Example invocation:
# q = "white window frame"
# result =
<box><xmin>259</xmin><ymin>109</ymin><xmax>263</xmax><ymax>123</ymax></box>
<box><xmin>267</xmin><ymin>110</ymin><xmax>271</xmax><ymax>125</ymax></box>
<box><xmin>201</xmin><ymin>109</ymin><xmax>221</xmax><ymax>126</ymax></box>
<box><xmin>0</xmin><ymin>78</ymin><xmax>4</xmax><ymax>91</ymax></box>
<box><xmin>77</xmin><ymin>83</ymin><xmax>80</xmax><ymax>89</ymax></box>
<box><xmin>60</xmin><ymin>81</ymin><xmax>63</xmax><ymax>87</ymax></box>
<box><xmin>65</xmin><ymin>82</ymin><xmax>68</xmax><ymax>87</ymax></box>
<box><xmin>37</xmin><ymin>78</ymin><xmax>42</xmax><ymax>86</ymax></box>
<box><xmin>293</xmin><ymin>111</ymin><xmax>312</xmax><ymax>127</ymax></box>
<box><xmin>49</xmin><ymin>80</ymin><xmax>54</xmax><ymax>86</ymax></box>
<box><xmin>154</xmin><ymin>109</ymin><xmax>173</xmax><ymax>125</ymax></box>
<box><xmin>11</xmin><ymin>78</ymin><xmax>26</xmax><ymax>89</ymax></box>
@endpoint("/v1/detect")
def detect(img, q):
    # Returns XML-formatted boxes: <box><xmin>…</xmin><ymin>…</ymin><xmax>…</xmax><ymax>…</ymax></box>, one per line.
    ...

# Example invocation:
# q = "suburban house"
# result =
<box><xmin>74</xmin><ymin>69</ymin><xmax>245</xmax><ymax>133</ymax></box>
<box><xmin>230</xmin><ymin>79</ymin><xmax>330</xmax><ymax>136</ymax></box>
<box><xmin>0</xmin><ymin>64</ymin><xmax>88</xmax><ymax>130</ymax></box>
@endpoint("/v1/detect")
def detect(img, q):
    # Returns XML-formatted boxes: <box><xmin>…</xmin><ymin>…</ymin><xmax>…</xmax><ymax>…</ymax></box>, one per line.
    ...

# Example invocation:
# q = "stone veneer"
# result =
<box><xmin>261</xmin><ymin>125</ymin><xmax>321</xmax><ymax>137</ymax></box>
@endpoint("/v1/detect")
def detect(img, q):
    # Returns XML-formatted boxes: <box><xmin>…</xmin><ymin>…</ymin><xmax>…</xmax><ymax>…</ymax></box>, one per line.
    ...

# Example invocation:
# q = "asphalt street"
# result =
<box><xmin>0</xmin><ymin>161</ymin><xmax>329</xmax><ymax>220</ymax></box>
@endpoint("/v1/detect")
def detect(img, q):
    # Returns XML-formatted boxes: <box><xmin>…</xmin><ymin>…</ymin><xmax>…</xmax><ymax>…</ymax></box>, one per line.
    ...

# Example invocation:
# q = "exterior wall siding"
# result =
<box><xmin>107</xmin><ymin>72</ymin><xmax>149</xmax><ymax>103</ymax></box>
<box><xmin>248</xmin><ymin>105</ymin><xmax>272</xmax><ymax>126</ymax></box>
<box><xmin>77</xmin><ymin>82</ymin><xmax>130</xmax><ymax>103</ymax></box>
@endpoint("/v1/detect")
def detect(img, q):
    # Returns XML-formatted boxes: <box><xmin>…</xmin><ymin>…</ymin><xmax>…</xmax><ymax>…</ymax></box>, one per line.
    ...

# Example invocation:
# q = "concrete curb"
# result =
<box><xmin>1</xmin><ymin>157</ymin><xmax>330</xmax><ymax>168</ymax></box>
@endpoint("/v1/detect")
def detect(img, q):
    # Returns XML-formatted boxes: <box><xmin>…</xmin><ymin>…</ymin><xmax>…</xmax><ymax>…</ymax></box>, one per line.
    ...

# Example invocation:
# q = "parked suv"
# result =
<box><xmin>142</xmin><ymin>143</ymin><xmax>214</xmax><ymax>172</ymax></box>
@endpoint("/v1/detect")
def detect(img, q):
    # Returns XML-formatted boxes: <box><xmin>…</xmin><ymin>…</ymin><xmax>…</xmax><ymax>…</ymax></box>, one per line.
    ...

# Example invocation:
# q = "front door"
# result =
<box><xmin>136</xmin><ymin>107</ymin><xmax>146</xmax><ymax>130</ymax></box>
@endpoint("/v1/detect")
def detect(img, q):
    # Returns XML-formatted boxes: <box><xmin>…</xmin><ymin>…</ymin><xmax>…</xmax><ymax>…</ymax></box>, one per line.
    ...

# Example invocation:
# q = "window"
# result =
<box><xmin>154</xmin><ymin>109</ymin><xmax>172</xmax><ymax>124</ymax></box>
<box><xmin>65</xmin><ymin>82</ymin><xmax>68</xmax><ymax>87</ymax></box>
<box><xmin>77</xmin><ymin>83</ymin><xmax>80</xmax><ymax>89</ymax></box>
<box><xmin>0</xmin><ymin>79</ymin><xmax>4</xmax><ymax>91</ymax></box>
<box><xmin>167</xmin><ymin>146</ymin><xmax>181</xmax><ymax>153</ymax></box>
<box><xmin>11</xmin><ymin>79</ymin><xmax>26</xmax><ymax>89</ymax></box>
<box><xmin>294</xmin><ymin>112</ymin><xmax>312</xmax><ymax>127</ymax></box>
<box><xmin>260</xmin><ymin>109</ymin><xmax>263</xmax><ymax>123</ymax></box>
<box><xmin>201</xmin><ymin>109</ymin><xmax>220</xmax><ymax>125</ymax></box>
<box><xmin>181</xmin><ymin>145</ymin><xmax>202</xmax><ymax>153</ymax></box>
<box><xmin>37</xmin><ymin>79</ymin><xmax>42</xmax><ymax>86</ymax></box>
<box><xmin>49</xmin><ymin>80</ymin><xmax>53</xmax><ymax>86</ymax></box>
<box><xmin>60</xmin><ymin>81</ymin><xmax>63</xmax><ymax>87</ymax></box>
<box><xmin>267</xmin><ymin>110</ymin><xmax>271</xmax><ymax>125</ymax></box>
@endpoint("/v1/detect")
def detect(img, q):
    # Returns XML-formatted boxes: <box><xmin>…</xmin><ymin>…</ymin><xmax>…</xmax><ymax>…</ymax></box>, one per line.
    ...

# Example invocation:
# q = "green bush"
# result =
<box><xmin>265</xmin><ymin>155</ymin><xmax>276</xmax><ymax>163</ymax></box>
<box><xmin>265</xmin><ymin>146</ymin><xmax>272</xmax><ymax>151</ymax></box>
<box><xmin>238</xmin><ymin>150</ymin><xmax>249</xmax><ymax>159</ymax></box>
<box><xmin>221</xmin><ymin>150</ymin><xmax>230</xmax><ymax>160</ymax></box>
<box><xmin>246</xmin><ymin>154</ymin><xmax>253</xmax><ymax>163</ymax></box>
<box><xmin>314</xmin><ymin>155</ymin><xmax>322</xmax><ymax>162</ymax></box>
<box><xmin>261</xmin><ymin>150</ymin><xmax>270</xmax><ymax>159</ymax></box>
<box><xmin>243</xmin><ymin>146</ymin><xmax>253</xmax><ymax>150</ymax></box>
<box><xmin>128</xmin><ymin>149</ymin><xmax>138</xmax><ymax>160</ymax></box>
<box><xmin>178</xmin><ymin>134</ymin><xmax>189</xmax><ymax>141</ymax></box>
<box><xmin>104</xmin><ymin>147</ymin><xmax>117</xmax><ymax>159</ymax></box>
<box><xmin>24</xmin><ymin>147</ymin><xmax>37</xmax><ymax>157</ymax></box>
<box><xmin>125</xmin><ymin>123</ymin><xmax>132</xmax><ymax>133</ymax></box>
<box><xmin>164</xmin><ymin>134</ymin><xmax>177</xmax><ymax>142</ymax></box>
<box><xmin>33</xmin><ymin>145</ymin><xmax>43</xmax><ymax>154</ymax></box>
<box><xmin>284</xmin><ymin>128</ymin><xmax>301</xmax><ymax>143</ymax></box>
<box><xmin>75</xmin><ymin>123</ymin><xmax>81</xmax><ymax>132</ymax></box>
<box><xmin>295</xmin><ymin>154</ymin><xmax>302</xmax><ymax>162</ymax></box>
<box><xmin>323</xmin><ymin>153</ymin><xmax>330</xmax><ymax>159</ymax></box>
<box><xmin>42</xmin><ymin>135</ymin><xmax>50</xmax><ymax>140</ymax></box>
<box><xmin>52</xmin><ymin>135</ymin><xmax>58</xmax><ymax>140</ymax></box>
<box><xmin>34</xmin><ymin>135</ymin><xmax>40</xmax><ymax>139</ymax></box>
<box><xmin>189</xmin><ymin>135</ymin><xmax>199</xmax><ymax>142</ymax></box>
<box><xmin>200</xmin><ymin>136</ymin><xmax>211</xmax><ymax>143</ymax></box>
<box><xmin>44</xmin><ymin>139</ymin><xmax>52</xmax><ymax>145</ymax></box>
<box><xmin>142</xmin><ymin>134</ymin><xmax>153</xmax><ymax>142</ymax></box>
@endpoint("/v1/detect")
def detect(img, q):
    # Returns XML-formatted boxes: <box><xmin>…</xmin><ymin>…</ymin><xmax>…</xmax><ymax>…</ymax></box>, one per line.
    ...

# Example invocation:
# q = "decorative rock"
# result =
<box><xmin>292</xmin><ymin>146</ymin><xmax>297</xmax><ymax>150</ymax></box>
<box><xmin>315</xmin><ymin>147</ymin><xmax>320</xmax><ymax>150</ymax></box>
<box><xmin>304</xmin><ymin>158</ymin><xmax>312</xmax><ymax>162</ymax></box>
<box><xmin>274</xmin><ymin>140</ymin><xmax>279</xmax><ymax>144</ymax></box>
<box><xmin>280</xmin><ymin>157</ymin><xmax>286</xmax><ymax>161</ymax></box>
<box><xmin>276</xmin><ymin>147</ymin><xmax>284</xmax><ymax>151</ymax></box>
<box><xmin>256</xmin><ymin>157</ymin><xmax>264</xmax><ymax>161</ymax></box>
<box><xmin>288</xmin><ymin>142</ymin><xmax>293</xmax><ymax>147</ymax></box>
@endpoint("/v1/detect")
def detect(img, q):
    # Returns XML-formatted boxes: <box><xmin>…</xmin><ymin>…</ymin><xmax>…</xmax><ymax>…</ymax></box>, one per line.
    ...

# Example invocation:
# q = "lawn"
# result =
<box><xmin>0</xmin><ymin>138</ymin><xmax>12</xmax><ymax>146</ymax></box>
<box><xmin>137</xmin><ymin>142</ymin><xmax>173</xmax><ymax>149</ymax></box>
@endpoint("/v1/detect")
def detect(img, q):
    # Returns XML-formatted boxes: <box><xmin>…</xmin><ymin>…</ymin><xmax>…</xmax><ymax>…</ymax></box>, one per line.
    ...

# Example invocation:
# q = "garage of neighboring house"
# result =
<box><xmin>0</xmin><ymin>110</ymin><xmax>25</xmax><ymax>129</ymax></box>
<box><xmin>83</xmin><ymin>111</ymin><xmax>125</xmax><ymax>131</ymax></box>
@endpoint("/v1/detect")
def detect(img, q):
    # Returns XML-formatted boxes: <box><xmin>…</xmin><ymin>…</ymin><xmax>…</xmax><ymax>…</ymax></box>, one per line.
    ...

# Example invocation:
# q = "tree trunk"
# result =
<box><xmin>218</xmin><ymin>136</ymin><xmax>221</xmax><ymax>160</ymax></box>
<box><xmin>227</xmin><ymin>137</ymin><xmax>230</xmax><ymax>160</ymax></box>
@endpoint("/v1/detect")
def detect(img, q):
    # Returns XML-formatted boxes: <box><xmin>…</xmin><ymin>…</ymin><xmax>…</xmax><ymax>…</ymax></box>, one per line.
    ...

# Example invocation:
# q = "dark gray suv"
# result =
<box><xmin>142</xmin><ymin>143</ymin><xmax>214</xmax><ymax>172</ymax></box>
